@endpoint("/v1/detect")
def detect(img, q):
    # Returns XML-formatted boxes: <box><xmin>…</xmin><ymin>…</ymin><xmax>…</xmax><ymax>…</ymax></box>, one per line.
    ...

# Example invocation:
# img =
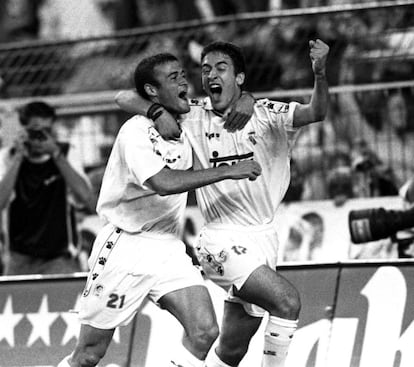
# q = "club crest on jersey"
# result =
<box><xmin>209</xmin><ymin>150</ymin><xmax>254</xmax><ymax>168</ymax></box>
<box><xmin>148</xmin><ymin>126</ymin><xmax>182</xmax><ymax>165</ymax></box>
<box><xmin>189</xmin><ymin>98</ymin><xmax>201</xmax><ymax>105</ymax></box>
<box><xmin>264</xmin><ymin>101</ymin><xmax>289</xmax><ymax>113</ymax></box>
<box><xmin>148</xmin><ymin>126</ymin><xmax>162</xmax><ymax>156</ymax></box>
<box><xmin>247</xmin><ymin>131</ymin><xmax>257</xmax><ymax>145</ymax></box>
<box><xmin>205</xmin><ymin>132</ymin><xmax>220</xmax><ymax>140</ymax></box>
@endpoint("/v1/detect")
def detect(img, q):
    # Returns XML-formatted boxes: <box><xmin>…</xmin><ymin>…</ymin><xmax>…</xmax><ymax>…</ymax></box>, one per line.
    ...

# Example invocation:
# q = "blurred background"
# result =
<box><xmin>0</xmin><ymin>0</ymin><xmax>413</xmax><ymax>263</ymax></box>
<box><xmin>0</xmin><ymin>2</ymin><xmax>414</xmax><ymax>367</ymax></box>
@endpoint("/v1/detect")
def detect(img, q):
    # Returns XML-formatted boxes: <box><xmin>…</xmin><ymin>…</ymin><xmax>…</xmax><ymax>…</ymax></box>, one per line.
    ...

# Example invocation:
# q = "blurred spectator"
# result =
<box><xmin>337</xmin><ymin>88</ymin><xmax>414</xmax><ymax>185</ymax></box>
<box><xmin>282</xmin><ymin>211</ymin><xmax>325</xmax><ymax>262</ymax></box>
<box><xmin>283</xmin><ymin>158</ymin><xmax>305</xmax><ymax>202</ymax></box>
<box><xmin>327</xmin><ymin>166</ymin><xmax>353</xmax><ymax>206</ymax></box>
<box><xmin>38</xmin><ymin>0</ymin><xmax>115</xmax><ymax>40</ymax></box>
<box><xmin>0</xmin><ymin>101</ymin><xmax>94</xmax><ymax>275</ymax></box>
<box><xmin>351</xmin><ymin>139</ymin><xmax>399</xmax><ymax>198</ymax></box>
<box><xmin>0</xmin><ymin>0</ymin><xmax>41</xmax><ymax>43</ymax></box>
<box><xmin>396</xmin><ymin>176</ymin><xmax>414</xmax><ymax>258</ymax></box>
<box><xmin>292</xmin><ymin>106</ymin><xmax>352</xmax><ymax>200</ymax></box>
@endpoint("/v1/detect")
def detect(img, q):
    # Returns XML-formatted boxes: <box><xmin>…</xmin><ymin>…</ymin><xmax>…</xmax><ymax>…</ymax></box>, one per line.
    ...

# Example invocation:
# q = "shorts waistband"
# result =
<box><xmin>106</xmin><ymin>224</ymin><xmax>177</xmax><ymax>240</ymax></box>
<box><xmin>204</xmin><ymin>222</ymin><xmax>276</xmax><ymax>233</ymax></box>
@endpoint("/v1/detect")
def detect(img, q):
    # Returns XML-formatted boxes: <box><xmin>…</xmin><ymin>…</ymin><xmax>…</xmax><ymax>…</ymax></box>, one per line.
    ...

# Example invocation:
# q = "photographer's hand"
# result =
<box><xmin>9</xmin><ymin>131</ymin><xmax>28</xmax><ymax>161</ymax></box>
<box><xmin>41</xmin><ymin>130</ymin><xmax>61</xmax><ymax>158</ymax></box>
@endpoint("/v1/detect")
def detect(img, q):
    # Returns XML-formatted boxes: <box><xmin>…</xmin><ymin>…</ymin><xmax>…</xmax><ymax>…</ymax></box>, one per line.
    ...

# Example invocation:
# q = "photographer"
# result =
<box><xmin>0</xmin><ymin>101</ymin><xmax>94</xmax><ymax>275</ymax></box>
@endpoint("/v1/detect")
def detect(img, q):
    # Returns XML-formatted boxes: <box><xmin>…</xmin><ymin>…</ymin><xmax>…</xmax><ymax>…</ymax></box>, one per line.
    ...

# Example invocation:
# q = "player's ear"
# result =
<box><xmin>144</xmin><ymin>83</ymin><xmax>157</xmax><ymax>97</ymax></box>
<box><xmin>236</xmin><ymin>72</ymin><xmax>245</xmax><ymax>87</ymax></box>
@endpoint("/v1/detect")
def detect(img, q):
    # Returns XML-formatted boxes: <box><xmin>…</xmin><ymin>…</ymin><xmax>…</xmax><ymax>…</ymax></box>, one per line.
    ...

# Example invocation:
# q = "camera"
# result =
<box><xmin>349</xmin><ymin>206</ymin><xmax>414</xmax><ymax>244</ymax></box>
<box><xmin>27</xmin><ymin>128</ymin><xmax>48</xmax><ymax>141</ymax></box>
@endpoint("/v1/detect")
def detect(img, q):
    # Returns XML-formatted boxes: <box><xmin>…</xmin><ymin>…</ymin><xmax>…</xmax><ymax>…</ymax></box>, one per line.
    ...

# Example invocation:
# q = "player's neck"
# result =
<box><xmin>213</xmin><ymin>90</ymin><xmax>242</xmax><ymax>117</ymax></box>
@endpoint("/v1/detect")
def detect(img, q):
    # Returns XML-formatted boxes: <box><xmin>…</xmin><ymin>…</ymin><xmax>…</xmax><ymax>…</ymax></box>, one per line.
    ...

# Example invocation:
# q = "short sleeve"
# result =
<box><xmin>255</xmin><ymin>99</ymin><xmax>299</xmax><ymax>132</ymax></box>
<box><xmin>121</xmin><ymin>120</ymin><xmax>166</xmax><ymax>186</ymax></box>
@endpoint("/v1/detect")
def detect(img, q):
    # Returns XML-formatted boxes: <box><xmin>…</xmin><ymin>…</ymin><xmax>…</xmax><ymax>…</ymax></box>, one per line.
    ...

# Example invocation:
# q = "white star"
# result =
<box><xmin>60</xmin><ymin>294</ymin><xmax>82</xmax><ymax>345</ymax></box>
<box><xmin>60</xmin><ymin>294</ymin><xmax>121</xmax><ymax>345</ymax></box>
<box><xmin>0</xmin><ymin>296</ymin><xmax>24</xmax><ymax>347</ymax></box>
<box><xmin>113</xmin><ymin>327</ymin><xmax>120</xmax><ymax>344</ymax></box>
<box><xmin>26</xmin><ymin>295</ymin><xmax>60</xmax><ymax>346</ymax></box>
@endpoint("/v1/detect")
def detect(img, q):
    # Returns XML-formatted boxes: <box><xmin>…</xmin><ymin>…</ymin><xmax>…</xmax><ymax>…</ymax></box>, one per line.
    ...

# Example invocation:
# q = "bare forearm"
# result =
<box><xmin>54</xmin><ymin>154</ymin><xmax>94</xmax><ymax>210</ymax></box>
<box><xmin>294</xmin><ymin>74</ymin><xmax>329</xmax><ymax>127</ymax></box>
<box><xmin>0</xmin><ymin>156</ymin><xmax>21</xmax><ymax>209</ymax></box>
<box><xmin>148</xmin><ymin>166</ymin><xmax>232</xmax><ymax>196</ymax></box>
<box><xmin>115</xmin><ymin>90</ymin><xmax>151</xmax><ymax>115</ymax></box>
<box><xmin>308</xmin><ymin>74</ymin><xmax>329</xmax><ymax>121</ymax></box>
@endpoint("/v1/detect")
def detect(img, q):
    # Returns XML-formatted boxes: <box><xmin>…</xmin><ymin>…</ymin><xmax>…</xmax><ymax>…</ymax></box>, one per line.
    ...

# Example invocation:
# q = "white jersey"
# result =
<box><xmin>182</xmin><ymin>98</ymin><xmax>299</xmax><ymax>226</ymax></box>
<box><xmin>97</xmin><ymin>116</ymin><xmax>192</xmax><ymax>234</ymax></box>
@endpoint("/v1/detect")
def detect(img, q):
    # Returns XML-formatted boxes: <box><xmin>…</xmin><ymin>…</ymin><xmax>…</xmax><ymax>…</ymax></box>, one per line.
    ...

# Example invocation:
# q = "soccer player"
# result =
<box><xmin>117</xmin><ymin>39</ymin><xmax>330</xmax><ymax>367</ymax></box>
<box><xmin>58</xmin><ymin>53</ymin><xmax>262</xmax><ymax>367</ymax></box>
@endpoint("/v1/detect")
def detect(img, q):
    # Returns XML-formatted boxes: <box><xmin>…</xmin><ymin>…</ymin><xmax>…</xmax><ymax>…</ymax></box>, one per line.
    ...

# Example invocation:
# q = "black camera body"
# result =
<box><xmin>27</xmin><ymin>128</ymin><xmax>48</xmax><ymax>141</ymax></box>
<box><xmin>349</xmin><ymin>206</ymin><xmax>414</xmax><ymax>256</ymax></box>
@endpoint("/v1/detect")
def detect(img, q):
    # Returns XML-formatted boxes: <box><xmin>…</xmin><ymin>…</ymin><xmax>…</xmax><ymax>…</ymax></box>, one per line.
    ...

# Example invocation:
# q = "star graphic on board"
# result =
<box><xmin>26</xmin><ymin>295</ymin><xmax>60</xmax><ymax>346</ymax></box>
<box><xmin>60</xmin><ymin>294</ymin><xmax>82</xmax><ymax>345</ymax></box>
<box><xmin>60</xmin><ymin>293</ymin><xmax>120</xmax><ymax>345</ymax></box>
<box><xmin>0</xmin><ymin>296</ymin><xmax>24</xmax><ymax>347</ymax></box>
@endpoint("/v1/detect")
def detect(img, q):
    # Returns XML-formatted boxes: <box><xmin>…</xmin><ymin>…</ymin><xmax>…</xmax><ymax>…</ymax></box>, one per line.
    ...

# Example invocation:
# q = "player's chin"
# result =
<box><xmin>176</xmin><ymin>98</ymin><xmax>190</xmax><ymax>113</ymax></box>
<box><xmin>210</xmin><ymin>98</ymin><xmax>227</xmax><ymax>113</ymax></box>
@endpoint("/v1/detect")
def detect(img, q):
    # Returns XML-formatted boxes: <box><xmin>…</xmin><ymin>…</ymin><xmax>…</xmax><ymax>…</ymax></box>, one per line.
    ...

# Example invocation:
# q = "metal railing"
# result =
<box><xmin>0</xmin><ymin>2</ymin><xmax>413</xmax><ymax>198</ymax></box>
<box><xmin>0</xmin><ymin>1</ymin><xmax>413</xmax><ymax>98</ymax></box>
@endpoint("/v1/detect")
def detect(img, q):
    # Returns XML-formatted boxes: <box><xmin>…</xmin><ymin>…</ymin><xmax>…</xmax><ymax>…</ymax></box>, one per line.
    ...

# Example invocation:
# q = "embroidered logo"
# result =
<box><xmin>209</xmin><ymin>150</ymin><xmax>254</xmax><ymax>168</ymax></box>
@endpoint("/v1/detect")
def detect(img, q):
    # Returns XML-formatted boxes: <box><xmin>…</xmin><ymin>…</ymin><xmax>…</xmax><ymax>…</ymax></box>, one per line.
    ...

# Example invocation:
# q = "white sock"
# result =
<box><xmin>57</xmin><ymin>355</ymin><xmax>71</xmax><ymax>367</ymax></box>
<box><xmin>262</xmin><ymin>316</ymin><xmax>298</xmax><ymax>367</ymax></box>
<box><xmin>204</xmin><ymin>348</ymin><xmax>233</xmax><ymax>367</ymax></box>
<box><xmin>170</xmin><ymin>344</ymin><xmax>204</xmax><ymax>367</ymax></box>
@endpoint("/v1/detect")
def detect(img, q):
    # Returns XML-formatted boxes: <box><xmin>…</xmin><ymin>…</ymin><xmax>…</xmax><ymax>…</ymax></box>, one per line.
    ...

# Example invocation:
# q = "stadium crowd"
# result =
<box><xmin>0</xmin><ymin>0</ymin><xmax>413</xmax><ymax>276</ymax></box>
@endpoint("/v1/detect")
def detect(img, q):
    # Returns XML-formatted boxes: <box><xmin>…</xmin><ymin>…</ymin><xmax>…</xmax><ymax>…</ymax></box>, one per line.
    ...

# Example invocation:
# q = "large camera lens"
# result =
<box><xmin>349</xmin><ymin>207</ymin><xmax>414</xmax><ymax>243</ymax></box>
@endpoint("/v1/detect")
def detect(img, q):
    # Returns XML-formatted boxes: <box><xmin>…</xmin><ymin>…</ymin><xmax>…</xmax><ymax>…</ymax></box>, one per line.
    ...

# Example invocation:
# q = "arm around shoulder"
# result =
<box><xmin>115</xmin><ymin>89</ymin><xmax>152</xmax><ymax>115</ymax></box>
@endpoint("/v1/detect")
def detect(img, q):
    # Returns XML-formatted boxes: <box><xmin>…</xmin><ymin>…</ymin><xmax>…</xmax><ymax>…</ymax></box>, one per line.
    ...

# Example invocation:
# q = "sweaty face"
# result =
<box><xmin>201</xmin><ymin>52</ymin><xmax>244</xmax><ymax>113</ymax></box>
<box><xmin>153</xmin><ymin>61</ymin><xmax>190</xmax><ymax>115</ymax></box>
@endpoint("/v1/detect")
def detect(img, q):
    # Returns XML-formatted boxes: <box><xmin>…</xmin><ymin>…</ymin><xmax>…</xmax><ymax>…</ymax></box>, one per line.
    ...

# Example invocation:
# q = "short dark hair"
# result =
<box><xmin>201</xmin><ymin>41</ymin><xmax>246</xmax><ymax>75</ymax></box>
<box><xmin>19</xmin><ymin>101</ymin><xmax>56</xmax><ymax>126</ymax></box>
<box><xmin>134</xmin><ymin>53</ymin><xmax>179</xmax><ymax>98</ymax></box>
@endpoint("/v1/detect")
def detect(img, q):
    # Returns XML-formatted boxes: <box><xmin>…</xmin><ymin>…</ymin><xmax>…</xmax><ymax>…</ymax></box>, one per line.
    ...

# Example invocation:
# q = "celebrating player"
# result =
<box><xmin>116</xmin><ymin>39</ymin><xmax>330</xmax><ymax>367</ymax></box>
<box><xmin>58</xmin><ymin>53</ymin><xmax>262</xmax><ymax>367</ymax></box>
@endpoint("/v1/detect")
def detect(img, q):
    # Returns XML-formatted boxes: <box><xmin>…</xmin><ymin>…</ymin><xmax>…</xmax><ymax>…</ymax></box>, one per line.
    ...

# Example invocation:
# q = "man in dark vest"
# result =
<box><xmin>0</xmin><ymin>101</ymin><xmax>94</xmax><ymax>275</ymax></box>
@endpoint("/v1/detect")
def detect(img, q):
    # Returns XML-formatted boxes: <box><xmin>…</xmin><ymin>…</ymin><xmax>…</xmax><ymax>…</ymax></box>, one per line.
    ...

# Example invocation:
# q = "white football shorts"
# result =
<box><xmin>195</xmin><ymin>222</ymin><xmax>279</xmax><ymax>317</ymax></box>
<box><xmin>78</xmin><ymin>224</ymin><xmax>205</xmax><ymax>329</ymax></box>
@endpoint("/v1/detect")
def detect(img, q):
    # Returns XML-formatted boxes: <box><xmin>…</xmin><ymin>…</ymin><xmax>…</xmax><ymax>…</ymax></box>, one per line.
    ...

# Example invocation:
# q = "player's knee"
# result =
<box><xmin>74</xmin><ymin>345</ymin><xmax>107</xmax><ymax>367</ymax></box>
<box><xmin>270</xmin><ymin>287</ymin><xmax>301</xmax><ymax>319</ymax></box>
<box><xmin>189</xmin><ymin>318</ymin><xmax>219</xmax><ymax>353</ymax></box>
<box><xmin>218</xmin><ymin>342</ymin><xmax>249</xmax><ymax>365</ymax></box>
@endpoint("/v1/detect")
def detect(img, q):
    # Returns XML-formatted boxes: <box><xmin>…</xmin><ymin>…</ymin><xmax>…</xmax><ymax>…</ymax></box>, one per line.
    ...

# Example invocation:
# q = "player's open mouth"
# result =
<box><xmin>209</xmin><ymin>84</ymin><xmax>222</xmax><ymax>98</ymax></box>
<box><xmin>178</xmin><ymin>90</ymin><xmax>187</xmax><ymax>101</ymax></box>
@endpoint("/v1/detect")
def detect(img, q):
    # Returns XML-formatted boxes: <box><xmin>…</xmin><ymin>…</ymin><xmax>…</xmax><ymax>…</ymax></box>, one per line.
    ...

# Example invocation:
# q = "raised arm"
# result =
<box><xmin>115</xmin><ymin>90</ymin><xmax>182</xmax><ymax>139</ymax></box>
<box><xmin>145</xmin><ymin>160</ymin><xmax>262</xmax><ymax>196</ymax></box>
<box><xmin>293</xmin><ymin>39</ymin><xmax>330</xmax><ymax>128</ymax></box>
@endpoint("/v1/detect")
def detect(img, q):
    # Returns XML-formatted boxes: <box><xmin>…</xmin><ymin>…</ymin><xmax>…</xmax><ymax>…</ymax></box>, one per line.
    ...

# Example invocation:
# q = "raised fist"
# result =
<box><xmin>309</xmin><ymin>39</ymin><xmax>329</xmax><ymax>76</ymax></box>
